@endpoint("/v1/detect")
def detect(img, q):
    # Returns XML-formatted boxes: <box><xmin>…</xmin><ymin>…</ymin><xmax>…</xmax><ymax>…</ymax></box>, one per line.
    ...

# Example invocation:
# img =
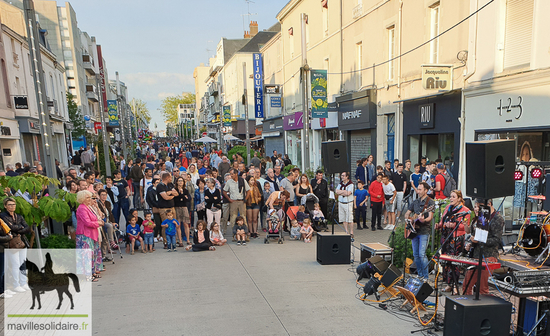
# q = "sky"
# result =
<box><xmin>60</xmin><ymin>0</ymin><xmax>289</xmax><ymax>131</ymax></box>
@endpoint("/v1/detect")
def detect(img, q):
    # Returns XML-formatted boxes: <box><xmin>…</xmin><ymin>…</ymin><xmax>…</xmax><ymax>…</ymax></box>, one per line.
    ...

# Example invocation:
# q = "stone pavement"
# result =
<box><xmin>91</xmin><ymin>223</ymin><xmax>443</xmax><ymax>336</ymax></box>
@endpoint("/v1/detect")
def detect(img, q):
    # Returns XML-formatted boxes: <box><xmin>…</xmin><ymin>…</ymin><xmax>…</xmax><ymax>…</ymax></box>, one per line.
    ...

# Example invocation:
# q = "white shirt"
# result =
<box><xmin>337</xmin><ymin>182</ymin><xmax>354</xmax><ymax>203</ymax></box>
<box><xmin>383</xmin><ymin>182</ymin><xmax>396</xmax><ymax>196</ymax></box>
<box><xmin>140</xmin><ymin>177</ymin><xmax>153</xmax><ymax>196</ymax></box>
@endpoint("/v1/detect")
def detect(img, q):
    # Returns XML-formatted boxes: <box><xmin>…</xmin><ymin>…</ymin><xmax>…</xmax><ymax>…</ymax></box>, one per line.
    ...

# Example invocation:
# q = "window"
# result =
<box><xmin>289</xmin><ymin>28</ymin><xmax>294</xmax><ymax>58</ymax></box>
<box><xmin>15</xmin><ymin>77</ymin><xmax>20</xmax><ymax>95</ymax></box>
<box><xmin>1</xmin><ymin>60</ymin><xmax>11</xmax><ymax>108</ymax></box>
<box><xmin>356</xmin><ymin>42</ymin><xmax>363</xmax><ymax>89</ymax></box>
<box><xmin>322</xmin><ymin>7</ymin><xmax>329</xmax><ymax>36</ymax></box>
<box><xmin>429</xmin><ymin>3</ymin><xmax>440</xmax><ymax>64</ymax></box>
<box><xmin>504</xmin><ymin>0</ymin><xmax>534</xmax><ymax>68</ymax></box>
<box><xmin>388</xmin><ymin>27</ymin><xmax>395</xmax><ymax>80</ymax></box>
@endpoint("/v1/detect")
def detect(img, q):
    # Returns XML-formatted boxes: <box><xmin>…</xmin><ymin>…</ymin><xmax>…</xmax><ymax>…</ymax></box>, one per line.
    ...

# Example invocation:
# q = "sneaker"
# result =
<box><xmin>13</xmin><ymin>286</ymin><xmax>26</xmax><ymax>293</ymax></box>
<box><xmin>4</xmin><ymin>289</ymin><xmax>16</xmax><ymax>295</ymax></box>
<box><xmin>237</xmin><ymin>241</ymin><xmax>241</xmax><ymax>246</ymax></box>
<box><xmin>242</xmin><ymin>241</ymin><xmax>246</xmax><ymax>246</ymax></box>
<box><xmin>274</xmin><ymin>229</ymin><xmax>279</xmax><ymax>234</ymax></box>
<box><xmin>263</xmin><ymin>228</ymin><xmax>267</xmax><ymax>232</ymax></box>
<box><xmin>167</xmin><ymin>249</ymin><xmax>172</xmax><ymax>252</ymax></box>
<box><xmin>0</xmin><ymin>293</ymin><xmax>12</xmax><ymax>299</ymax></box>
<box><xmin>173</xmin><ymin>249</ymin><xmax>177</xmax><ymax>252</ymax></box>
<box><xmin>269</xmin><ymin>229</ymin><xmax>273</xmax><ymax>234</ymax></box>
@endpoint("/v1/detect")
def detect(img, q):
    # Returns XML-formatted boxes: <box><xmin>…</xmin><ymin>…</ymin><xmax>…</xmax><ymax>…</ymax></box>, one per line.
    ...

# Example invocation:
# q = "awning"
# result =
<box><xmin>262</xmin><ymin>131</ymin><xmax>281</xmax><ymax>138</ymax></box>
<box><xmin>250</xmin><ymin>136</ymin><xmax>263</xmax><ymax>141</ymax></box>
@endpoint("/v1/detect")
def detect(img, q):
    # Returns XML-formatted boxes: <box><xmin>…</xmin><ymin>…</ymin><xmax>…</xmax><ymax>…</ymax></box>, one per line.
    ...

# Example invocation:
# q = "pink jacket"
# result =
<box><xmin>76</xmin><ymin>204</ymin><xmax>101</xmax><ymax>241</ymax></box>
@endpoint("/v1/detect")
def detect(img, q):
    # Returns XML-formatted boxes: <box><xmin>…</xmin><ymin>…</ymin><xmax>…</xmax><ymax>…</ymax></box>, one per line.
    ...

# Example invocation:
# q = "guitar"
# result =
<box><xmin>405</xmin><ymin>205</ymin><xmax>435</xmax><ymax>239</ymax></box>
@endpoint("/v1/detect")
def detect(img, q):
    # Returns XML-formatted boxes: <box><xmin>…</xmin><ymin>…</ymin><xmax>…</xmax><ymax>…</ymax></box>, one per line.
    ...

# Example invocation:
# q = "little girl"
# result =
<box><xmin>233</xmin><ymin>216</ymin><xmax>248</xmax><ymax>246</ymax></box>
<box><xmin>300</xmin><ymin>218</ymin><xmax>314</xmax><ymax>243</ymax></box>
<box><xmin>209</xmin><ymin>222</ymin><xmax>227</xmax><ymax>246</ymax></box>
<box><xmin>312</xmin><ymin>203</ymin><xmax>325</xmax><ymax>221</ymax></box>
<box><xmin>142</xmin><ymin>212</ymin><xmax>155</xmax><ymax>253</ymax></box>
<box><xmin>296</xmin><ymin>205</ymin><xmax>308</xmax><ymax>224</ymax></box>
<box><xmin>289</xmin><ymin>219</ymin><xmax>301</xmax><ymax>240</ymax></box>
<box><xmin>267</xmin><ymin>209</ymin><xmax>280</xmax><ymax>234</ymax></box>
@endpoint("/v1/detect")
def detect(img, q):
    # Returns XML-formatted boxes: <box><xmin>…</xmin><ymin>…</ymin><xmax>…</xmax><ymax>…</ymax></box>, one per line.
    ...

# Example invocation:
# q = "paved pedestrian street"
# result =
<box><xmin>91</xmin><ymin>227</ymin><xmax>439</xmax><ymax>336</ymax></box>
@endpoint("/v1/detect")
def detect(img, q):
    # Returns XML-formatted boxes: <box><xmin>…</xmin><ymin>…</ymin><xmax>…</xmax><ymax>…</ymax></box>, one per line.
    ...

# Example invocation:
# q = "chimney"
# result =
<box><xmin>244</xmin><ymin>30</ymin><xmax>251</xmax><ymax>38</ymax></box>
<box><xmin>249</xmin><ymin>21</ymin><xmax>258</xmax><ymax>37</ymax></box>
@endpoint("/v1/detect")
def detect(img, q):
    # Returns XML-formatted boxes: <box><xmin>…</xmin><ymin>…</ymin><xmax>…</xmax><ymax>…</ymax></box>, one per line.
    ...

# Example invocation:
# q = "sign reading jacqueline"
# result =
<box><xmin>253</xmin><ymin>53</ymin><xmax>264</xmax><ymax>119</ymax></box>
<box><xmin>4</xmin><ymin>249</ymin><xmax>92</xmax><ymax>336</ymax></box>
<box><xmin>311</xmin><ymin>69</ymin><xmax>328</xmax><ymax>118</ymax></box>
<box><xmin>223</xmin><ymin>106</ymin><xmax>232</xmax><ymax>126</ymax></box>
<box><xmin>421</xmin><ymin>64</ymin><xmax>452</xmax><ymax>91</ymax></box>
<box><xmin>107</xmin><ymin>100</ymin><xmax>119</xmax><ymax>126</ymax></box>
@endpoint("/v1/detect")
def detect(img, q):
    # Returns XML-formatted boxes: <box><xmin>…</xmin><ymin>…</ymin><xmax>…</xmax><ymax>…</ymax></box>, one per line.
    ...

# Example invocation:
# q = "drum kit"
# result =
<box><xmin>518</xmin><ymin>195</ymin><xmax>550</xmax><ymax>263</ymax></box>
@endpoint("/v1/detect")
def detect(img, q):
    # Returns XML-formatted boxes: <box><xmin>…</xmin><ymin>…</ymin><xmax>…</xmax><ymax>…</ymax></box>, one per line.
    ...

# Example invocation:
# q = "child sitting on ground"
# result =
<box><xmin>289</xmin><ymin>219</ymin><xmax>301</xmax><ymax>240</ymax></box>
<box><xmin>209</xmin><ymin>222</ymin><xmax>227</xmax><ymax>246</ymax></box>
<box><xmin>296</xmin><ymin>205</ymin><xmax>308</xmax><ymax>225</ymax></box>
<box><xmin>233</xmin><ymin>216</ymin><xmax>248</xmax><ymax>246</ymax></box>
<box><xmin>142</xmin><ymin>212</ymin><xmax>155</xmax><ymax>253</ymax></box>
<box><xmin>126</xmin><ymin>216</ymin><xmax>144</xmax><ymax>254</ymax></box>
<box><xmin>161</xmin><ymin>210</ymin><xmax>180</xmax><ymax>252</ymax></box>
<box><xmin>300</xmin><ymin>218</ymin><xmax>314</xmax><ymax>243</ymax></box>
<box><xmin>312</xmin><ymin>203</ymin><xmax>325</xmax><ymax>221</ymax></box>
<box><xmin>267</xmin><ymin>209</ymin><xmax>280</xmax><ymax>234</ymax></box>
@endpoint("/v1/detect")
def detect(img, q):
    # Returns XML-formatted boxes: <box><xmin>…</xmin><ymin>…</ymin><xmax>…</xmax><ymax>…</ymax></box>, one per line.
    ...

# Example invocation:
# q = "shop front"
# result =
<box><xmin>311</xmin><ymin>103</ymin><xmax>339</xmax><ymax>171</ymax></box>
<box><xmin>0</xmin><ymin>118</ymin><xmax>22</xmax><ymax>169</ymax></box>
<box><xmin>17</xmin><ymin>117</ymin><xmax>42</xmax><ymax>164</ymax></box>
<box><xmin>283</xmin><ymin>112</ymin><xmax>306</xmax><ymax>169</ymax></box>
<box><xmin>401</xmin><ymin>91</ymin><xmax>461</xmax><ymax>179</ymax></box>
<box><xmin>336</xmin><ymin>89</ymin><xmax>377</xmax><ymax>172</ymax></box>
<box><xmin>464</xmin><ymin>76</ymin><xmax>550</xmax><ymax>224</ymax></box>
<box><xmin>262</xmin><ymin>116</ymin><xmax>285</xmax><ymax>160</ymax></box>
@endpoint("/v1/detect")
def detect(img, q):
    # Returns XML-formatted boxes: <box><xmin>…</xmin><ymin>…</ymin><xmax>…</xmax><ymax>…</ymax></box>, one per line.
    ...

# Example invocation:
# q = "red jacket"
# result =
<box><xmin>368</xmin><ymin>181</ymin><xmax>385</xmax><ymax>204</ymax></box>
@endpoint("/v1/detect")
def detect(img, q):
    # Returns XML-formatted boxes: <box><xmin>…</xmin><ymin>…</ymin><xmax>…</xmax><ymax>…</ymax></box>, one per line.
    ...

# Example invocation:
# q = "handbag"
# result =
<box><xmin>9</xmin><ymin>235</ymin><xmax>25</xmax><ymax>249</ymax></box>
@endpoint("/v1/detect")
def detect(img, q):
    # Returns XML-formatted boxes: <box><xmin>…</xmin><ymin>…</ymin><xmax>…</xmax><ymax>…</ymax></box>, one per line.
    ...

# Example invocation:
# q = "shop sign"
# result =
<box><xmin>311</xmin><ymin>69</ymin><xmax>328</xmax><ymax>118</ymax></box>
<box><xmin>419</xmin><ymin>103</ymin><xmax>435</xmax><ymax>129</ymax></box>
<box><xmin>421</xmin><ymin>65</ymin><xmax>452</xmax><ymax>91</ymax></box>
<box><xmin>107</xmin><ymin>100</ymin><xmax>119</xmax><ymax>126</ymax></box>
<box><xmin>337</xmin><ymin>96</ymin><xmax>372</xmax><ymax>131</ymax></box>
<box><xmin>265</xmin><ymin>85</ymin><xmax>280</xmax><ymax>94</ymax></box>
<box><xmin>253</xmin><ymin>53</ymin><xmax>264</xmax><ymax>118</ymax></box>
<box><xmin>283</xmin><ymin>112</ymin><xmax>304</xmax><ymax>131</ymax></box>
<box><xmin>14</xmin><ymin>96</ymin><xmax>28</xmax><ymax>109</ymax></box>
<box><xmin>497</xmin><ymin>96</ymin><xmax>523</xmax><ymax>122</ymax></box>
<box><xmin>271</xmin><ymin>97</ymin><xmax>281</xmax><ymax>108</ymax></box>
<box><xmin>94</xmin><ymin>122</ymin><xmax>102</xmax><ymax>130</ymax></box>
<box><xmin>29</xmin><ymin>121</ymin><xmax>40</xmax><ymax>131</ymax></box>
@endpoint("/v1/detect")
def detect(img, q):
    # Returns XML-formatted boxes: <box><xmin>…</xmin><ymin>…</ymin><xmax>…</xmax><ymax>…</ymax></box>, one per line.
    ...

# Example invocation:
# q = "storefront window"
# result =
<box><xmin>408</xmin><ymin>133</ymin><xmax>454</xmax><ymax>166</ymax></box>
<box><xmin>286</xmin><ymin>130</ymin><xmax>302</xmax><ymax>168</ymax></box>
<box><xmin>476</xmin><ymin>131</ymin><xmax>547</xmax><ymax>161</ymax></box>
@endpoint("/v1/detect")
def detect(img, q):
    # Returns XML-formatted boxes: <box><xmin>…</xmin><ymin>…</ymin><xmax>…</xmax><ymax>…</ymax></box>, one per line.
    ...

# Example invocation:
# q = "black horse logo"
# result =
<box><xmin>19</xmin><ymin>253</ymin><xmax>81</xmax><ymax>310</ymax></box>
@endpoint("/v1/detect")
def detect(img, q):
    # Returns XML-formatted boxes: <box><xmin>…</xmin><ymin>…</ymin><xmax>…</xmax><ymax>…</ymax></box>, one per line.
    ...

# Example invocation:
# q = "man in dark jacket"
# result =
<box><xmin>128</xmin><ymin>158</ymin><xmax>144</xmax><ymax>208</ymax></box>
<box><xmin>311</xmin><ymin>170</ymin><xmax>329</xmax><ymax>218</ymax></box>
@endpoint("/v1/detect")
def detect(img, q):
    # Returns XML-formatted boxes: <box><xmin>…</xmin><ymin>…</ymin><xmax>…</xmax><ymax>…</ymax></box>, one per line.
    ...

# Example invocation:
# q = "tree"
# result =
<box><xmin>130</xmin><ymin>98</ymin><xmax>151</xmax><ymax>123</ymax></box>
<box><xmin>67</xmin><ymin>92</ymin><xmax>86</xmax><ymax>138</ymax></box>
<box><xmin>160</xmin><ymin>93</ymin><xmax>195</xmax><ymax>125</ymax></box>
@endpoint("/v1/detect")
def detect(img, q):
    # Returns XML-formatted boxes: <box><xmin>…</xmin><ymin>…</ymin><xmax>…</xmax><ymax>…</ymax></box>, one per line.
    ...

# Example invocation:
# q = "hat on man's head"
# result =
<box><xmin>436</xmin><ymin>163</ymin><xmax>445</xmax><ymax>170</ymax></box>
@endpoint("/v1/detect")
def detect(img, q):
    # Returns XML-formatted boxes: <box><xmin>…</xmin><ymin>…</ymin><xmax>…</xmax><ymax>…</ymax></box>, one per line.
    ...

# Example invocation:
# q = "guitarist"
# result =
<box><xmin>404</xmin><ymin>182</ymin><xmax>435</xmax><ymax>280</ymax></box>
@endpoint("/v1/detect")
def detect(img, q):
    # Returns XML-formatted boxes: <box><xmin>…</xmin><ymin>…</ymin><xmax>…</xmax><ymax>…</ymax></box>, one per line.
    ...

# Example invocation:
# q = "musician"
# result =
<box><xmin>404</xmin><ymin>182</ymin><xmax>435</xmax><ymax>280</ymax></box>
<box><xmin>435</xmin><ymin>190</ymin><xmax>470</xmax><ymax>293</ymax></box>
<box><xmin>335</xmin><ymin>172</ymin><xmax>354</xmax><ymax>238</ymax></box>
<box><xmin>462</xmin><ymin>198</ymin><xmax>504</xmax><ymax>295</ymax></box>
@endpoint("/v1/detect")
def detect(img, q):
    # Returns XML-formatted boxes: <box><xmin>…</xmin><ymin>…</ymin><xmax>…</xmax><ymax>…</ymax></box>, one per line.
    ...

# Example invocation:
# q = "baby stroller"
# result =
<box><xmin>264</xmin><ymin>207</ymin><xmax>285</xmax><ymax>244</ymax></box>
<box><xmin>301</xmin><ymin>194</ymin><xmax>327</xmax><ymax>231</ymax></box>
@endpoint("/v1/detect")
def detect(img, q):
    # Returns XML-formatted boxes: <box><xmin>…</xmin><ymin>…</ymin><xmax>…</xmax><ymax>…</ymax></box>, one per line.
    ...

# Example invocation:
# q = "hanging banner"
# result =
<box><xmin>107</xmin><ymin>100</ymin><xmax>119</xmax><ymax>126</ymax></box>
<box><xmin>223</xmin><ymin>105</ymin><xmax>232</xmax><ymax>126</ymax></box>
<box><xmin>253</xmin><ymin>53</ymin><xmax>264</xmax><ymax>119</ymax></box>
<box><xmin>311</xmin><ymin>69</ymin><xmax>328</xmax><ymax>118</ymax></box>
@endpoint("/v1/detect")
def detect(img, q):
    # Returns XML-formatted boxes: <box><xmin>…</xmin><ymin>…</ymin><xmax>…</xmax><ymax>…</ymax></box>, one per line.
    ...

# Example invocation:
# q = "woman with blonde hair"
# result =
<box><xmin>435</xmin><ymin>189</ymin><xmax>471</xmax><ymax>294</ymax></box>
<box><xmin>76</xmin><ymin>190</ymin><xmax>104</xmax><ymax>282</ymax></box>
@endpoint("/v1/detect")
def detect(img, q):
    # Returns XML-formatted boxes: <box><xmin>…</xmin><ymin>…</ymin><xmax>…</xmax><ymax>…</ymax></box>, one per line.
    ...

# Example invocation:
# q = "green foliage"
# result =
<box><xmin>40</xmin><ymin>234</ymin><xmax>76</xmax><ymax>249</ymax></box>
<box><xmin>67</xmin><ymin>92</ymin><xmax>86</xmax><ymax>138</ymax></box>
<box><xmin>130</xmin><ymin>98</ymin><xmax>151</xmax><ymax>123</ymax></box>
<box><xmin>304</xmin><ymin>167</ymin><xmax>323</xmax><ymax>179</ymax></box>
<box><xmin>389</xmin><ymin>224</ymin><xmax>438</xmax><ymax>268</ymax></box>
<box><xmin>160</xmin><ymin>93</ymin><xmax>195</xmax><ymax>124</ymax></box>
<box><xmin>227</xmin><ymin>146</ymin><xmax>260</xmax><ymax>165</ymax></box>
<box><xmin>282</xmin><ymin>164</ymin><xmax>296</xmax><ymax>176</ymax></box>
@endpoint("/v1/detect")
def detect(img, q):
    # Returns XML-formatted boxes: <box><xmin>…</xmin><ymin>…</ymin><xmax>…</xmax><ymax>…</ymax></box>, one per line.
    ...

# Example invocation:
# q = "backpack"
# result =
<box><xmin>441</xmin><ymin>173</ymin><xmax>456</xmax><ymax>198</ymax></box>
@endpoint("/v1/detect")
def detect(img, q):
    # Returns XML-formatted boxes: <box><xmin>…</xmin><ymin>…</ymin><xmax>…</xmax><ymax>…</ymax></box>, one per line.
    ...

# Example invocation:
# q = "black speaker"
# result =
<box><xmin>316</xmin><ymin>232</ymin><xmax>351</xmax><ymax>265</ymax></box>
<box><xmin>356</xmin><ymin>256</ymin><xmax>390</xmax><ymax>280</ymax></box>
<box><xmin>443</xmin><ymin>295</ymin><xmax>512</xmax><ymax>336</ymax></box>
<box><xmin>466</xmin><ymin>140</ymin><xmax>515</xmax><ymax>199</ymax></box>
<box><xmin>404</xmin><ymin>277</ymin><xmax>433</xmax><ymax>303</ymax></box>
<box><xmin>381</xmin><ymin>265</ymin><xmax>402</xmax><ymax>287</ymax></box>
<box><xmin>543</xmin><ymin>174</ymin><xmax>550</xmax><ymax>211</ymax></box>
<box><xmin>322</xmin><ymin>141</ymin><xmax>348</xmax><ymax>175</ymax></box>
<box><xmin>523</xmin><ymin>297</ymin><xmax>550</xmax><ymax>335</ymax></box>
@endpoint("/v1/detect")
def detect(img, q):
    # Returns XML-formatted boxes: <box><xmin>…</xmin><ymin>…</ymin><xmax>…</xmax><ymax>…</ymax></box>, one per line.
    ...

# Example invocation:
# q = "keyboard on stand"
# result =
<box><xmin>434</xmin><ymin>254</ymin><xmax>502</xmax><ymax>270</ymax></box>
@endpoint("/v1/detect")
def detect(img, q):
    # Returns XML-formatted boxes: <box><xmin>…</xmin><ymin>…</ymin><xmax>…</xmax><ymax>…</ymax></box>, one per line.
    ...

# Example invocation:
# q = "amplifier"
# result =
<box><xmin>404</xmin><ymin>277</ymin><xmax>433</xmax><ymax>303</ymax></box>
<box><xmin>444</xmin><ymin>295</ymin><xmax>512</xmax><ymax>336</ymax></box>
<box><xmin>523</xmin><ymin>297</ymin><xmax>550</xmax><ymax>335</ymax></box>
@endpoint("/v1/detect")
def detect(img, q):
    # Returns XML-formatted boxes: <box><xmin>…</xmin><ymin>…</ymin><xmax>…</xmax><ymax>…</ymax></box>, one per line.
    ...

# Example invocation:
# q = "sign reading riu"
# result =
<box><xmin>419</xmin><ymin>103</ymin><xmax>435</xmax><ymax>129</ymax></box>
<box><xmin>252</xmin><ymin>53</ymin><xmax>264</xmax><ymax>119</ymax></box>
<box><xmin>421</xmin><ymin>65</ymin><xmax>452</xmax><ymax>91</ymax></box>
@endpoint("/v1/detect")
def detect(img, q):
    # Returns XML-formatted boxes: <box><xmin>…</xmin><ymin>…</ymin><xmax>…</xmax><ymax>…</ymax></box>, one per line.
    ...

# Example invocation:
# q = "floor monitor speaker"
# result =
<box><xmin>381</xmin><ymin>265</ymin><xmax>402</xmax><ymax>288</ymax></box>
<box><xmin>404</xmin><ymin>277</ymin><xmax>433</xmax><ymax>303</ymax></box>
<box><xmin>316</xmin><ymin>232</ymin><xmax>351</xmax><ymax>265</ymax></box>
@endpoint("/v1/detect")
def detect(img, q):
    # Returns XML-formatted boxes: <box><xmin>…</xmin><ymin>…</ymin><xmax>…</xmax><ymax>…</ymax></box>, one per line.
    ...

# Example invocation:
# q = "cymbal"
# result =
<box><xmin>528</xmin><ymin>195</ymin><xmax>546</xmax><ymax>200</ymax></box>
<box><xmin>530</xmin><ymin>211</ymin><xmax>549</xmax><ymax>215</ymax></box>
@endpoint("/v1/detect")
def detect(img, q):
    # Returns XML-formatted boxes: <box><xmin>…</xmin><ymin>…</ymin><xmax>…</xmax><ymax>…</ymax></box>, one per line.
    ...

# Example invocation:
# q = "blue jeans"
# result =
<box><xmin>411</xmin><ymin>234</ymin><xmax>430</xmax><ymax>279</ymax></box>
<box><xmin>166</xmin><ymin>235</ymin><xmax>176</xmax><ymax>249</ymax></box>
<box><xmin>144</xmin><ymin>233</ymin><xmax>154</xmax><ymax>246</ymax></box>
<box><xmin>132</xmin><ymin>183</ymin><xmax>141</xmax><ymax>208</ymax></box>
<box><xmin>116</xmin><ymin>197</ymin><xmax>130</xmax><ymax>224</ymax></box>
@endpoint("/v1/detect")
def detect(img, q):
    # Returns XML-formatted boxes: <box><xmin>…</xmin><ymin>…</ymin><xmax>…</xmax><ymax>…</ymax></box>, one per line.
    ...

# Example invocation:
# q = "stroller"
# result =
<box><xmin>301</xmin><ymin>194</ymin><xmax>328</xmax><ymax>232</ymax></box>
<box><xmin>264</xmin><ymin>206</ymin><xmax>285</xmax><ymax>244</ymax></box>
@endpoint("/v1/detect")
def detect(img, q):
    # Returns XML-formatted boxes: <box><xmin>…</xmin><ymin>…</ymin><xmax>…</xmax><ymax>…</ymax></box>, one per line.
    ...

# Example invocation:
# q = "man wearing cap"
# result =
<box><xmin>434</xmin><ymin>163</ymin><xmax>447</xmax><ymax>200</ymax></box>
